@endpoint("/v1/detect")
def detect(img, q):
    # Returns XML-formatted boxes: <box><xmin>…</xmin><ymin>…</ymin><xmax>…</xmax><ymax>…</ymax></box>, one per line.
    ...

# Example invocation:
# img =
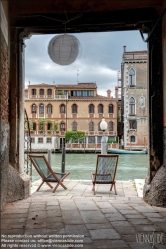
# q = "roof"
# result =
<box><xmin>56</xmin><ymin>83</ymin><xmax>97</xmax><ymax>89</ymax></box>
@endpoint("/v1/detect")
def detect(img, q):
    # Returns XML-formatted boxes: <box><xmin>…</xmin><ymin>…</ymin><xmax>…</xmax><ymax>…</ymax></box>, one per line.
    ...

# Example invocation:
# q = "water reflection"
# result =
<box><xmin>29</xmin><ymin>153</ymin><xmax>148</xmax><ymax>182</ymax></box>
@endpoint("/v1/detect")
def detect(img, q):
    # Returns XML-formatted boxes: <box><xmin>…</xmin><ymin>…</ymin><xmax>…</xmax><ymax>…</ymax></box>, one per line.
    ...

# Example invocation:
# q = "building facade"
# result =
<box><xmin>24</xmin><ymin>82</ymin><xmax>118</xmax><ymax>151</ymax></box>
<box><xmin>121</xmin><ymin>47</ymin><xmax>148</xmax><ymax>150</ymax></box>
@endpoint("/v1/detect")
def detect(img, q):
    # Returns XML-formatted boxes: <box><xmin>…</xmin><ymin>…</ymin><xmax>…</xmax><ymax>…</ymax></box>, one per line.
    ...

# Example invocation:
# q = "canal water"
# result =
<box><xmin>28</xmin><ymin>153</ymin><xmax>148</xmax><ymax>182</ymax></box>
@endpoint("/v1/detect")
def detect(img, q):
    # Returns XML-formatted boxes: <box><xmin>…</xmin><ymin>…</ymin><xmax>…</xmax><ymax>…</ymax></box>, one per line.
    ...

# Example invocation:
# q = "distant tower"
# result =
<box><xmin>29</xmin><ymin>80</ymin><xmax>30</xmax><ymax>85</ymax></box>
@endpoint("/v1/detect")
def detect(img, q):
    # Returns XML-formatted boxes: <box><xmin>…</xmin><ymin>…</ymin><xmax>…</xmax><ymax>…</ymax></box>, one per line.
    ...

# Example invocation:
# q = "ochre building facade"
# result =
<box><xmin>24</xmin><ymin>83</ymin><xmax>118</xmax><ymax>151</ymax></box>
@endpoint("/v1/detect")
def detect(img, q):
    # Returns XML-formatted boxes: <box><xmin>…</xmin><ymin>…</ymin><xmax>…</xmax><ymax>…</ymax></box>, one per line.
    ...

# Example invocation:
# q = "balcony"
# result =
<box><xmin>54</xmin><ymin>95</ymin><xmax>68</xmax><ymax>100</ymax></box>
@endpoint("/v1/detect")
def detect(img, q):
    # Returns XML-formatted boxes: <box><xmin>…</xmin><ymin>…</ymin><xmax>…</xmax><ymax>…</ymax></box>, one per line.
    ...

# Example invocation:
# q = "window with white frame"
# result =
<box><xmin>98</xmin><ymin>104</ymin><xmax>103</xmax><ymax>113</ymax></box>
<box><xmin>97</xmin><ymin>136</ymin><xmax>102</xmax><ymax>143</ymax></box>
<box><xmin>88</xmin><ymin>136</ymin><xmax>95</xmax><ymax>143</ymax></box>
<box><xmin>109</xmin><ymin>104</ymin><xmax>113</xmax><ymax>113</ymax></box>
<box><xmin>129</xmin><ymin>120</ymin><xmax>137</xmax><ymax>129</ymax></box>
<box><xmin>130</xmin><ymin>135</ymin><xmax>135</xmax><ymax>142</ymax></box>
<box><xmin>89</xmin><ymin>121</ymin><xmax>94</xmax><ymax>131</ymax></box>
<box><xmin>38</xmin><ymin>137</ymin><xmax>43</xmax><ymax>143</ymax></box>
<box><xmin>31</xmin><ymin>137</ymin><xmax>35</xmax><ymax>143</ymax></box>
<box><xmin>60</xmin><ymin>104</ymin><xmax>65</xmax><ymax>113</ymax></box>
<box><xmin>47</xmin><ymin>104</ymin><xmax>52</xmax><ymax>114</ymax></box>
<box><xmin>72</xmin><ymin>104</ymin><xmax>77</xmax><ymax>114</ymax></box>
<box><xmin>60</xmin><ymin>122</ymin><xmax>65</xmax><ymax>131</ymax></box>
<box><xmin>129</xmin><ymin>68</ymin><xmax>135</xmax><ymax>86</ymax></box>
<box><xmin>72</xmin><ymin>121</ymin><xmax>77</xmax><ymax>131</ymax></box>
<box><xmin>32</xmin><ymin>104</ymin><xmax>36</xmax><ymax>113</ymax></box>
<box><xmin>89</xmin><ymin>104</ymin><xmax>94</xmax><ymax>114</ymax></box>
<box><xmin>46</xmin><ymin>137</ymin><xmax>52</xmax><ymax>143</ymax></box>
<box><xmin>109</xmin><ymin>121</ymin><xmax>114</xmax><ymax>131</ymax></box>
<box><xmin>129</xmin><ymin>97</ymin><xmax>135</xmax><ymax>115</ymax></box>
<box><xmin>39</xmin><ymin>103</ymin><xmax>44</xmax><ymax>114</ymax></box>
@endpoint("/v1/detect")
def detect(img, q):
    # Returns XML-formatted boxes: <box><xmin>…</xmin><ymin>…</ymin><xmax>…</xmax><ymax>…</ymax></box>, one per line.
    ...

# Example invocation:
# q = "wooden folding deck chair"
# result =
<box><xmin>29</xmin><ymin>154</ymin><xmax>70</xmax><ymax>193</ymax></box>
<box><xmin>91</xmin><ymin>154</ymin><xmax>119</xmax><ymax>195</ymax></box>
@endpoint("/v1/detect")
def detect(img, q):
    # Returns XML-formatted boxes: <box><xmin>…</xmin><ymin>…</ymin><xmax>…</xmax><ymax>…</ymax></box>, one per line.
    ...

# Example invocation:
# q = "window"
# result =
<box><xmin>39</xmin><ymin>104</ymin><xmax>44</xmax><ymax>114</ymax></box>
<box><xmin>47</xmin><ymin>104</ymin><xmax>52</xmax><ymax>114</ymax></box>
<box><xmin>72</xmin><ymin>104</ymin><xmax>77</xmax><ymax>114</ymax></box>
<box><xmin>130</xmin><ymin>136</ymin><xmax>135</xmax><ymax>142</ymax></box>
<box><xmin>39</xmin><ymin>89</ymin><xmax>44</xmax><ymax>95</ymax></box>
<box><xmin>47</xmin><ymin>122</ymin><xmax>52</xmax><ymax>130</ymax></box>
<box><xmin>89</xmin><ymin>121</ymin><xmax>94</xmax><ymax>131</ymax></box>
<box><xmin>109</xmin><ymin>121</ymin><xmax>114</xmax><ymax>131</ymax></box>
<box><xmin>60</xmin><ymin>104</ymin><xmax>65</xmax><ymax>113</ymax></box>
<box><xmin>88</xmin><ymin>136</ymin><xmax>95</xmax><ymax>143</ymax></box>
<box><xmin>89</xmin><ymin>104</ymin><xmax>94</xmax><ymax>114</ymax></box>
<box><xmin>32</xmin><ymin>104</ymin><xmax>36</xmax><ymax>113</ymax></box>
<box><xmin>72</xmin><ymin>121</ymin><xmax>77</xmax><ymax>131</ymax></box>
<box><xmin>97</xmin><ymin>136</ymin><xmax>102</xmax><ymax>143</ymax></box>
<box><xmin>129</xmin><ymin>120</ymin><xmax>137</xmax><ymax>129</ymax></box>
<box><xmin>98</xmin><ymin>122</ymin><xmax>102</xmax><ymax>131</ymax></box>
<box><xmin>46</xmin><ymin>137</ymin><xmax>52</xmax><ymax>143</ymax></box>
<box><xmin>38</xmin><ymin>137</ymin><xmax>43</xmax><ymax>143</ymax></box>
<box><xmin>32</xmin><ymin>122</ymin><xmax>36</xmax><ymax>130</ymax></box>
<box><xmin>32</xmin><ymin>89</ymin><xmax>36</xmax><ymax>95</ymax></box>
<box><xmin>129</xmin><ymin>68</ymin><xmax>135</xmax><ymax>86</ymax></box>
<box><xmin>98</xmin><ymin>104</ymin><xmax>103</xmax><ymax>113</ymax></box>
<box><xmin>47</xmin><ymin>89</ymin><xmax>52</xmax><ymax>95</ymax></box>
<box><xmin>64</xmin><ymin>90</ymin><xmax>68</xmax><ymax>95</ymax></box>
<box><xmin>129</xmin><ymin>97</ymin><xmax>135</xmax><ymax>115</ymax></box>
<box><xmin>109</xmin><ymin>104</ymin><xmax>113</xmax><ymax>113</ymax></box>
<box><xmin>60</xmin><ymin>122</ymin><xmax>65</xmax><ymax>131</ymax></box>
<box><xmin>31</xmin><ymin>137</ymin><xmax>35</xmax><ymax>143</ymax></box>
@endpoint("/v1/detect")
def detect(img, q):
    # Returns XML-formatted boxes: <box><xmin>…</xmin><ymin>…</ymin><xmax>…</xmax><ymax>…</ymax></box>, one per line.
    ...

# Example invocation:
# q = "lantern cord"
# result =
<box><xmin>10</xmin><ymin>13</ymin><xmax>83</xmax><ymax>25</ymax></box>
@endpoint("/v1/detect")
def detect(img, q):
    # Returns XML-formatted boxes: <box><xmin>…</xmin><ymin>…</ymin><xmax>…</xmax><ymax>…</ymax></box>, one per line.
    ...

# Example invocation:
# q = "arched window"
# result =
<box><xmin>130</xmin><ymin>136</ymin><xmax>135</xmax><ymax>142</ymax></box>
<box><xmin>60</xmin><ymin>104</ymin><xmax>65</xmax><ymax>113</ymax></box>
<box><xmin>89</xmin><ymin>104</ymin><xmax>94</xmax><ymax>113</ymax></box>
<box><xmin>39</xmin><ymin>103</ymin><xmax>44</xmax><ymax>114</ymax></box>
<box><xmin>89</xmin><ymin>121</ymin><xmax>94</xmax><ymax>131</ymax></box>
<box><xmin>98</xmin><ymin>104</ymin><xmax>103</xmax><ymax>113</ymax></box>
<box><xmin>72</xmin><ymin>122</ymin><xmax>77</xmax><ymax>131</ymax></box>
<box><xmin>98</xmin><ymin>122</ymin><xmax>102</xmax><ymax>131</ymax></box>
<box><xmin>129</xmin><ymin>68</ymin><xmax>135</xmax><ymax>86</ymax></box>
<box><xmin>32</xmin><ymin>104</ymin><xmax>36</xmax><ymax>113</ymax></box>
<box><xmin>47</xmin><ymin>89</ymin><xmax>52</xmax><ymax>96</ymax></box>
<box><xmin>109</xmin><ymin>104</ymin><xmax>113</xmax><ymax>113</ymax></box>
<box><xmin>31</xmin><ymin>89</ymin><xmax>36</xmax><ymax>95</ymax></box>
<box><xmin>72</xmin><ymin>104</ymin><xmax>77</xmax><ymax>114</ymax></box>
<box><xmin>47</xmin><ymin>104</ymin><xmax>52</xmax><ymax>114</ymax></box>
<box><xmin>60</xmin><ymin>122</ymin><xmax>65</xmax><ymax>131</ymax></box>
<box><xmin>39</xmin><ymin>89</ymin><xmax>44</xmax><ymax>96</ymax></box>
<box><xmin>109</xmin><ymin>121</ymin><xmax>114</xmax><ymax>131</ymax></box>
<box><xmin>129</xmin><ymin>97</ymin><xmax>135</xmax><ymax>115</ymax></box>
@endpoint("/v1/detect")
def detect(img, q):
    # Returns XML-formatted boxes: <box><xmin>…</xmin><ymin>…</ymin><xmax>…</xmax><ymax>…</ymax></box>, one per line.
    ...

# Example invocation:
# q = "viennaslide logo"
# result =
<box><xmin>136</xmin><ymin>229</ymin><xmax>164</xmax><ymax>248</ymax></box>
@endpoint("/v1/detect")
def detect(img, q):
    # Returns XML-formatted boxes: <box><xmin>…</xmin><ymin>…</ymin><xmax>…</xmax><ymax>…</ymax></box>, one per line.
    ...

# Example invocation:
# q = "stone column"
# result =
<box><xmin>143</xmin><ymin>13</ymin><xmax>166</xmax><ymax>206</ymax></box>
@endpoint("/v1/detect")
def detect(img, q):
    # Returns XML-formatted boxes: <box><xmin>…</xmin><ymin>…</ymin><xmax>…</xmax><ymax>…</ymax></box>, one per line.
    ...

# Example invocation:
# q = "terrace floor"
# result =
<box><xmin>1</xmin><ymin>180</ymin><xmax>166</xmax><ymax>249</ymax></box>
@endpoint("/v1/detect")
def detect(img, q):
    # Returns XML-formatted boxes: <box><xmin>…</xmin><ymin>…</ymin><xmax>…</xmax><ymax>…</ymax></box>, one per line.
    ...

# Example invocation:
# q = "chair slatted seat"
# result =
<box><xmin>91</xmin><ymin>154</ymin><xmax>119</xmax><ymax>195</ymax></box>
<box><xmin>29</xmin><ymin>155</ymin><xmax>70</xmax><ymax>193</ymax></box>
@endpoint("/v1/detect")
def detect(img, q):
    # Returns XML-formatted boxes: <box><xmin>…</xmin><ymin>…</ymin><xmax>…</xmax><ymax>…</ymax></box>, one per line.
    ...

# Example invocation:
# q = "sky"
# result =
<box><xmin>25</xmin><ymin>31</ymin><xmax>147</xmax><ymax>96</ymax></box>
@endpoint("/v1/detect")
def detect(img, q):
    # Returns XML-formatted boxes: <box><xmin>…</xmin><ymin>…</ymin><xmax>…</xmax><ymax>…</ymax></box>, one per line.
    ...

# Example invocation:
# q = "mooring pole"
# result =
<box><xmin>61</xmin><ymin>139</ymin><xmax>66</xmax><ymax>173</ymax></box>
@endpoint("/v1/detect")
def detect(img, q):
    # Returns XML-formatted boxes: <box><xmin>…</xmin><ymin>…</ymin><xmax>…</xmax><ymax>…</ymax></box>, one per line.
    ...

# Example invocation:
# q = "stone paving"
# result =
<box><xmin>1</xmin><ymin>180</ymin><xmax>166</xmax><ymax>249</ymax></box>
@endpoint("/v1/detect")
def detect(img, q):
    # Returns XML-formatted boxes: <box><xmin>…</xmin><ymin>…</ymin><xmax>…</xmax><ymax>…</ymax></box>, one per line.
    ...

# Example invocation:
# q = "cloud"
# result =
<box><xmin>25</xmin><ymin>31</ymin><xmax>147</xmax><ymax>96</ymax></box>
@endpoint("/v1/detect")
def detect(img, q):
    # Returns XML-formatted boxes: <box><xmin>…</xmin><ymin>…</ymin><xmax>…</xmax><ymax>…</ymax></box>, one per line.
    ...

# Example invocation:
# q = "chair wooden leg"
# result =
<box><xmin>37</xmin><ymin>180</ymin><xmax>44</xmax><ymax>191</ymax></box>
<box><xmin>110</xmin><ymin>183</ymin><xmax>113</xmax><ymax>191</ymax></box>
<box><xmin>46</xmin><ymin>182</ymin><xmax>53</xmax><ymax>189</ymax></box>
<box><xmin>114</xmin><ymin>183</ymin><xmax>117</xmax><ymax>195</ymax></box>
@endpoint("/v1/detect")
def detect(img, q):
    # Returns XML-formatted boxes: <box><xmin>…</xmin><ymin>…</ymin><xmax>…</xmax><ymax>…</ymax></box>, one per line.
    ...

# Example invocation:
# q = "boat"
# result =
<box><xmin>108</xmin><ymin>148</ymin><xmax>148</xmax><ymax>155</ymax></box>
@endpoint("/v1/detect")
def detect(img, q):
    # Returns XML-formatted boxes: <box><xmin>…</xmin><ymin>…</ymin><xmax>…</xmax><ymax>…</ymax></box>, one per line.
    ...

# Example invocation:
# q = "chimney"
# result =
<box><xmin>107</xmin><ymin>89</ymin><xmax>111</xmax><ymax>98</ymax></box>
<box><xmin>115</xmin><ymin>86</ymin><xmax>118</xmax><ymax>99</ymax></box>
<box><xmin>123</xmin><ymin>45</ymin><xmax>126</xmax><ymax>52</ymax></box>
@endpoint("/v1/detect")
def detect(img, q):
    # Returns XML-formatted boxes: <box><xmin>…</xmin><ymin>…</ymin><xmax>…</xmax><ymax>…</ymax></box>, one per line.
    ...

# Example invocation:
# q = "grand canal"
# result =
<box><xmin>27</xmin><ymin>153</ymin><xmax>149</xmax><ymax>182</ymax></box>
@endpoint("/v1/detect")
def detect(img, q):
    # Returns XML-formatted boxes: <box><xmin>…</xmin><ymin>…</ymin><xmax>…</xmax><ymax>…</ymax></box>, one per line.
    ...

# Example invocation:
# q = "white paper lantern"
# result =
<box><xmin>48</xmin><ymin>34</ymin><xmax>80</xmax><ymax>66</ymax></box>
